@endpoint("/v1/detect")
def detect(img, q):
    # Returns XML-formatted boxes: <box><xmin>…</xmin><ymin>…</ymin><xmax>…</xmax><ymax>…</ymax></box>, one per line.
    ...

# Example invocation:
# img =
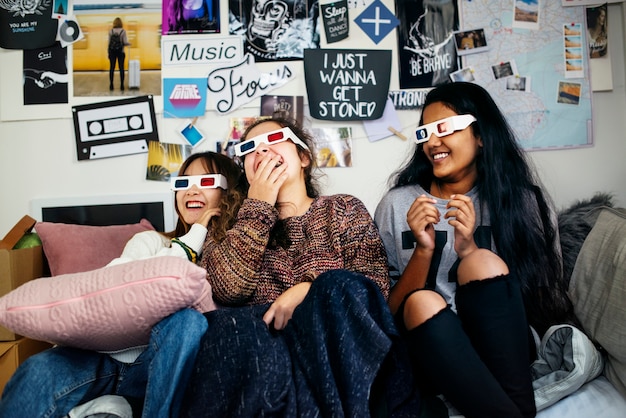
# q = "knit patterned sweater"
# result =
<box><xmin>200</xmin><ymin>194</ymin><xmax>390</xmax><ymax>306</ymax></box>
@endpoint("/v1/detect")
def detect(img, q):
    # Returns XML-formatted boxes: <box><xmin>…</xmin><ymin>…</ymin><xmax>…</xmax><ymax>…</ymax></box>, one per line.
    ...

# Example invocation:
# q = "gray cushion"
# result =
<box><xmin>568</xmin><ymin>207</ymin><xmax>626</xmax><ymax>398</ymax></box>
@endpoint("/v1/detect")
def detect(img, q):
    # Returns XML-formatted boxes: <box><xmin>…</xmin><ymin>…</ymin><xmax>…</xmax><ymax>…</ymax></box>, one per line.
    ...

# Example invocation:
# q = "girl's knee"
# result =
<box><xmin>403</xmin><ymin>289</ymin><xmax>447</xmax><ymax>330</ymax></box>
<box><xmin>457</xmin><ymin>248</ymin><xmax>509</xmax><ymax>285</ymax></box>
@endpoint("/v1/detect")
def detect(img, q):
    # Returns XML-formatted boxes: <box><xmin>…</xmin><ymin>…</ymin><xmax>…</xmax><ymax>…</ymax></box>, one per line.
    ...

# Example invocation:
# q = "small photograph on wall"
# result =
<box><xmin>557</xmin><ymin>81</ymin><xmax>582</xmax><ymax>105</ymax></box>
<box><xmin>396</xmin><ymin>0</ymin><xmax>460</xmax><ymax>89</ymax></box>
<box><xmin>229</xmin><ymin>0</ymin><xmax>321</xmax><ymax>62</ymax></box>
<box><xmin>23</xmin><ymin>42</ymin><xmax>68</xmax><ymax>105</ymax></box>
<box><xmin>310</xmin><ymin>127</ymin><xmax>353</xmax><ymax>168</ymax></box>
<box><xmin>491</xmin><ymin>61</ymin><xmax>517</xmax><ymax>80</ymax></box>
<box><xmin>513</xmin><ymin>0</ymin><xmax>539</xmax><ymax>30</ymax></box>
<box><xmin>450</xmin><ymin>67</ymin><xmax>475</xmax><ymax>82</ymax></box>
<box><xmin>453</xmin><ymin>29</ymin><xmax>488</xmax><ymax>56</ymax></box>
<box><xmin>72</xmin><ymin>1</ymin><xmax>162</xmax><ymax>97</ymax></box>
<box><xmin>586</xmin><ymin>3</ymin><xmax>607</xmax><ymax>59</ymax></box>
<box><xmin>506</xmin><ymin>76</ymin><xmax>530</xmax><ymax>92</ymax></box>
<box><xmin>146</xmin><ymin>141</ymin><xmax>192</xmax><ymax>182</ymax></box>
<box><xmin>260</xmin><ymin>95</ymin><xmax>304</xmax><ymax>126</ymax></box>
<box><xmin>162</xmin><ymin>0</ymin><xmax>220</xmax><ymax>34</ymax></box>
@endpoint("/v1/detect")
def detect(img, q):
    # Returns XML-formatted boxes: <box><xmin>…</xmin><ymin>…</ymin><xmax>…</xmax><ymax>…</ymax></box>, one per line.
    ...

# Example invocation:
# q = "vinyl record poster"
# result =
<box><xmin>57</xmin><ymin>18</ymin><xmax>81</xmax><ymax>46</ymax></box>
<box><xmin>396</xmin><ymin>0</ymin><xmax>460</xmax><ymax>89</ymax></box>
<box><xmin>229</xmin><ymin>0</ymin><xmax>321</xmax><ymax>62</ymax></box>
<box><xmin>23</xmin><ymin>41</ymin><xmax>68</xmax><ymax>105</ymax></box>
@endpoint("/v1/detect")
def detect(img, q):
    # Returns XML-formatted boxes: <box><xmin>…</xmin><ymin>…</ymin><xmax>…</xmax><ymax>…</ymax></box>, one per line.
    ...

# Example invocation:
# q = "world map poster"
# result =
<box><xmin>461</xmin><ymin>1</ymin><xmax>593</xmax><ymax>150</ymax></box>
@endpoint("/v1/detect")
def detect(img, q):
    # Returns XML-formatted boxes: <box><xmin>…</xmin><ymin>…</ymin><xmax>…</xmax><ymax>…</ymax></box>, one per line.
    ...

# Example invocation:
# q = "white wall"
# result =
<box><xmin>1</xmin><ymin>1</ymin><xmax>625</xmax><ymax>235</ymax></box>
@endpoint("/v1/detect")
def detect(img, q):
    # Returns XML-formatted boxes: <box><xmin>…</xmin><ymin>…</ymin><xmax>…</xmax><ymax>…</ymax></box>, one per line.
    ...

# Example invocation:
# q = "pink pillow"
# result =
<box><xmin>0</xmin><ymin>256</ymin><xmax>216</xmax><ymax>351</ymax></box>
<box><xmin>35</xmin><ymin>219</ymin><xmax>155</xmax><ymax>276</ymax></box>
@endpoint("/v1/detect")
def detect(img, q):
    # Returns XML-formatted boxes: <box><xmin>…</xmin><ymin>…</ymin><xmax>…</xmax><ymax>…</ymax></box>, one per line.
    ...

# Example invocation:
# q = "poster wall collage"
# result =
<box><xmin>0</xmin><ymin>0</ymin><xmax>611</xmax><ymax>178</ymax></box>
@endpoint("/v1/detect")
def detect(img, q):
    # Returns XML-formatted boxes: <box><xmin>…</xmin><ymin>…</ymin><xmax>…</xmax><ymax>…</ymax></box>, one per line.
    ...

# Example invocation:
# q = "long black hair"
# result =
<box><xmin>391</xmin><ymin>82</ymin><xmax>576</xmax><ymax>334</ymax></box>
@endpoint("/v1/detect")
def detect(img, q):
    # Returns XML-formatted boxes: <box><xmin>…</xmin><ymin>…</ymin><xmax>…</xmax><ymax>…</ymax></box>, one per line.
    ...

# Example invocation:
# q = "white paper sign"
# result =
<box><xmin>207</xmin><ymin>53</ymin><xmax>295</xmax><ymax>114</ymax></box>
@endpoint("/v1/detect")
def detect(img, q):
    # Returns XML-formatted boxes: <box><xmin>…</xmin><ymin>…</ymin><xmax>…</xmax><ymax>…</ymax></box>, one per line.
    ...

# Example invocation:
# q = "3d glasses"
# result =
<box><xmin>414</xmin><ymin>114</ymin><xmax>477</xmax><ymax>144</ymax></box>
<box><xmin>234</xmin><ymin>127</ymin><xmax>310</xmax><ymax>157</ymax></box>
<box><xmin>170</xmin><ymin>174</ymin><xmax>228</xmax><ymax>191</ymax></box>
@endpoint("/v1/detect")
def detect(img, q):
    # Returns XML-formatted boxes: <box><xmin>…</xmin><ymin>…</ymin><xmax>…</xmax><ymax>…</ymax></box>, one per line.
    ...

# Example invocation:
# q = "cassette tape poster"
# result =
<box><xmin>396</xmin><ymin>0</ymin><xmax>460</xmax><ymax>89</ymax></box>
<box><xmin>229</xmin><ymin>0</ymin><xmax>321</xmax><ymax>62</ymax></box>
<box><xmin>72</xmin><ymin>95</ymin><xmax>159</xmax><ymax>161</ymax></box>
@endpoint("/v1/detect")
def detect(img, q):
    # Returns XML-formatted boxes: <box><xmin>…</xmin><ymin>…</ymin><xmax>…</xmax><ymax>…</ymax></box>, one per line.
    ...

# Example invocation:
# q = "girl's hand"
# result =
<box><xmin>247</xmin><ymin>153</ymin><xmax>288</xmax><ymax>207</ymax></box>
<box><xmin>406</xmin><ymin>195</ymin><xmax>439</xmax><ymax>251</ymax></box>
<box><xmin>444</xmin><ymin>194</ymin><xmax>478</xmax><ymax>259</ymax></box>
<box><xmin>196</xmin><ymin>207</ymin><xmax>221</xmax><ymax>228</ymax></box>
<box><xmin>263</xmin><ymin>282</ymin><xmax>312</xmax><ymax>330</ymax></box>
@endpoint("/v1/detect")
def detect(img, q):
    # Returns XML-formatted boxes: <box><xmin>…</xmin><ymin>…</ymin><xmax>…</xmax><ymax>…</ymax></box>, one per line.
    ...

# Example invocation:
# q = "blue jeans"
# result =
<box><xmin>0</xmin><ymin>308</ymin><xmax>207</xmax><ymax>418</ymax></box>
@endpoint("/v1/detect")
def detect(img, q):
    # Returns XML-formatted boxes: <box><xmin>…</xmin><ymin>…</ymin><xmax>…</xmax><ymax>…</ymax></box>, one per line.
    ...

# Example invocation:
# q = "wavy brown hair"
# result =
<box><xmin>167</xmin><ymin>151</ymin><xmax>245</xmax><ymax>243</ymax></box>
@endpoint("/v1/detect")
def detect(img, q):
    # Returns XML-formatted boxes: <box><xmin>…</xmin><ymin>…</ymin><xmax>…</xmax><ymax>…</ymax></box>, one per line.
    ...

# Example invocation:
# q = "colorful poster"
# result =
<box><xmin>23</xmin><ymin>42</ymin><xmax>68</xmax><ymax>105</ymax></box>
<box><xmin>396</xmin><ymin>0</ymin><xmax>460</xmax><ymax>89</ymax></box>
<box><xmin>229</xmin><ymin>0</ymin><xmax>321</xmax><ymax>62</ymax></box>
<box><xmin>162</xmin><ymin>0</ymin><xmax>220</xmax><ymax>34</ymax></box>
<box><xmin>163</xmin><ymin>78</ymin><xmax>208</xmax><ymax>119</ymax></box>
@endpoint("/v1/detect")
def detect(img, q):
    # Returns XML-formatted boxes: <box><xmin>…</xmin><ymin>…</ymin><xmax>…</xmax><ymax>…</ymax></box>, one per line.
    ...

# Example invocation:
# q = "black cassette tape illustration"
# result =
<box><xmin>72</xmin><ymin>95</ymin><xmax>159</xmax><ymax>160</ymax></box>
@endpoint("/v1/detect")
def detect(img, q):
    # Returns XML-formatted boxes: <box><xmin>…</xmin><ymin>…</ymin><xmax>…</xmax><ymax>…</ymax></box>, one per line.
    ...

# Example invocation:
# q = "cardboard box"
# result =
<box><xmin>0</xmin><ymin>216</ymin><xmax>44</xmax><ymax>341</ymax></box>
<box><xmin>0</xmin><ymin>337</ymin><xmax>52</xmax><ymax>394</ymax></box>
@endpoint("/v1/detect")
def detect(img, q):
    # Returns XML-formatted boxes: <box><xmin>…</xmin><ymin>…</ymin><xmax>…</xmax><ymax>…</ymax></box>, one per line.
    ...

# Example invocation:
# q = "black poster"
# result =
<box><xmin>23</xmin><ymin>41</ymin><xmax>68</xmax><ymax>105</ymax></box>
<box><xmin>397</xmin><ymin>0</ymin><xmax>460</xmax><ymax>89</ymax></box>
<box><xmin>0</xmin><ymin>0</ymin><xmax>58</xmax><ymax>49</ymax></box>
<box><xmin>229</xmin><ymin>0</ymin><xmax>321</xmax><ymax>62</ymax></box>
<box><xmin>321</xmin><ymin>0</ymin><xmax>349</xmax><ymax>44</ymax></box>
<box><xmin>304</xmin><ymin>48</ymin><xmax>391</xmax><ymax>121</ymax></box>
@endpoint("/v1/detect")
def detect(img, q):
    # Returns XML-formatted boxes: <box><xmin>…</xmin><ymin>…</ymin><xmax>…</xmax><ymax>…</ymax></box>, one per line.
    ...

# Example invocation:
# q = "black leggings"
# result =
<box><xmin>400</xmin><ymin>275</ymin><xmax>536</xmax><ymax>418</ymax></box>
<box><xmin>109</xmin><ymin>51</ymin><xmax>125</xmax><ymax>87</ymax></box>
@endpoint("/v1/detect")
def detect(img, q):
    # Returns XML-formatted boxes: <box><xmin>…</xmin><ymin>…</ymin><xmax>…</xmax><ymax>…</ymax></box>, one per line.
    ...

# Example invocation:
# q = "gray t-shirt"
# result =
<box><xmin>374</xmin><ymin>184</ymin><xmax>493</xmax><ymax>310</ymax></box>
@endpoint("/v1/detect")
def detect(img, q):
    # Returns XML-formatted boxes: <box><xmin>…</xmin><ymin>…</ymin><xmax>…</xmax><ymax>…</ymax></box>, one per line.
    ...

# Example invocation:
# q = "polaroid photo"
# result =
<box><xmin>506</xmin><ymin>76</ymin><xmax>531</xmax><ymax>92</ymax></box>
<box><xmin>513</xmin><ymin>0</ymin><xmax>539</xmax><ymax>30</ymax></box>
<box><xmin>52</xmin><ymin>0</ymin><xmax>69</xmax><ymax>19</ymax></box>
<box><xmin>453</xmin><ymin>29</ymin><xmax>489</xmax><ymax>56</ymax></box>
<box><xmin>557</xmin><ymin>81</ymin><xmax>582</xmax><ymax>105</ymax></box>
<box><xmin>217</xmin><ymin>140</ymin><xmax>238</xmax><ymax>159</ymax></box>
<box><xmin>178</xmin><ymin>120</ymin><xmax>205</xmax><ymax>147</ymax></box>
<box><xmin>450</xmin><ymin>67</ymin><xmax>476</xmax><ymax>83</ymax></box>
<box><xmin>491</xmin><ymin>61</ymin><xmax>518</xmax><ymax>80</ymax></box>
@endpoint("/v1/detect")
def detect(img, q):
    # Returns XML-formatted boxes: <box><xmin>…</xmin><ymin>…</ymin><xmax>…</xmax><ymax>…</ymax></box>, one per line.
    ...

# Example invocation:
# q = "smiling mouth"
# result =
<box><xmin>186</xmin><ymin>201</ymin><xmax>205</xmax><ymax>209</ymax></box>
<box><xmin>433</xmin><ymin>152</ymin><xmax>449</xmax><ymax>161</ymax></box>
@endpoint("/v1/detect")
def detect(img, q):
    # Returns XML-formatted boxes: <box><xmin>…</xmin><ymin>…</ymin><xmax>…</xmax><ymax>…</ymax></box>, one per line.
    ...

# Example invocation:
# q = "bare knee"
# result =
<box><xmin>457</xmin><ymin>248</ymin><xmax>509</xmax><ymax>285</ymax></box>
<box><xmin>403</xmin><ymin>290</ymin><xmax>447</xmax><ymax>330</ymax></box>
